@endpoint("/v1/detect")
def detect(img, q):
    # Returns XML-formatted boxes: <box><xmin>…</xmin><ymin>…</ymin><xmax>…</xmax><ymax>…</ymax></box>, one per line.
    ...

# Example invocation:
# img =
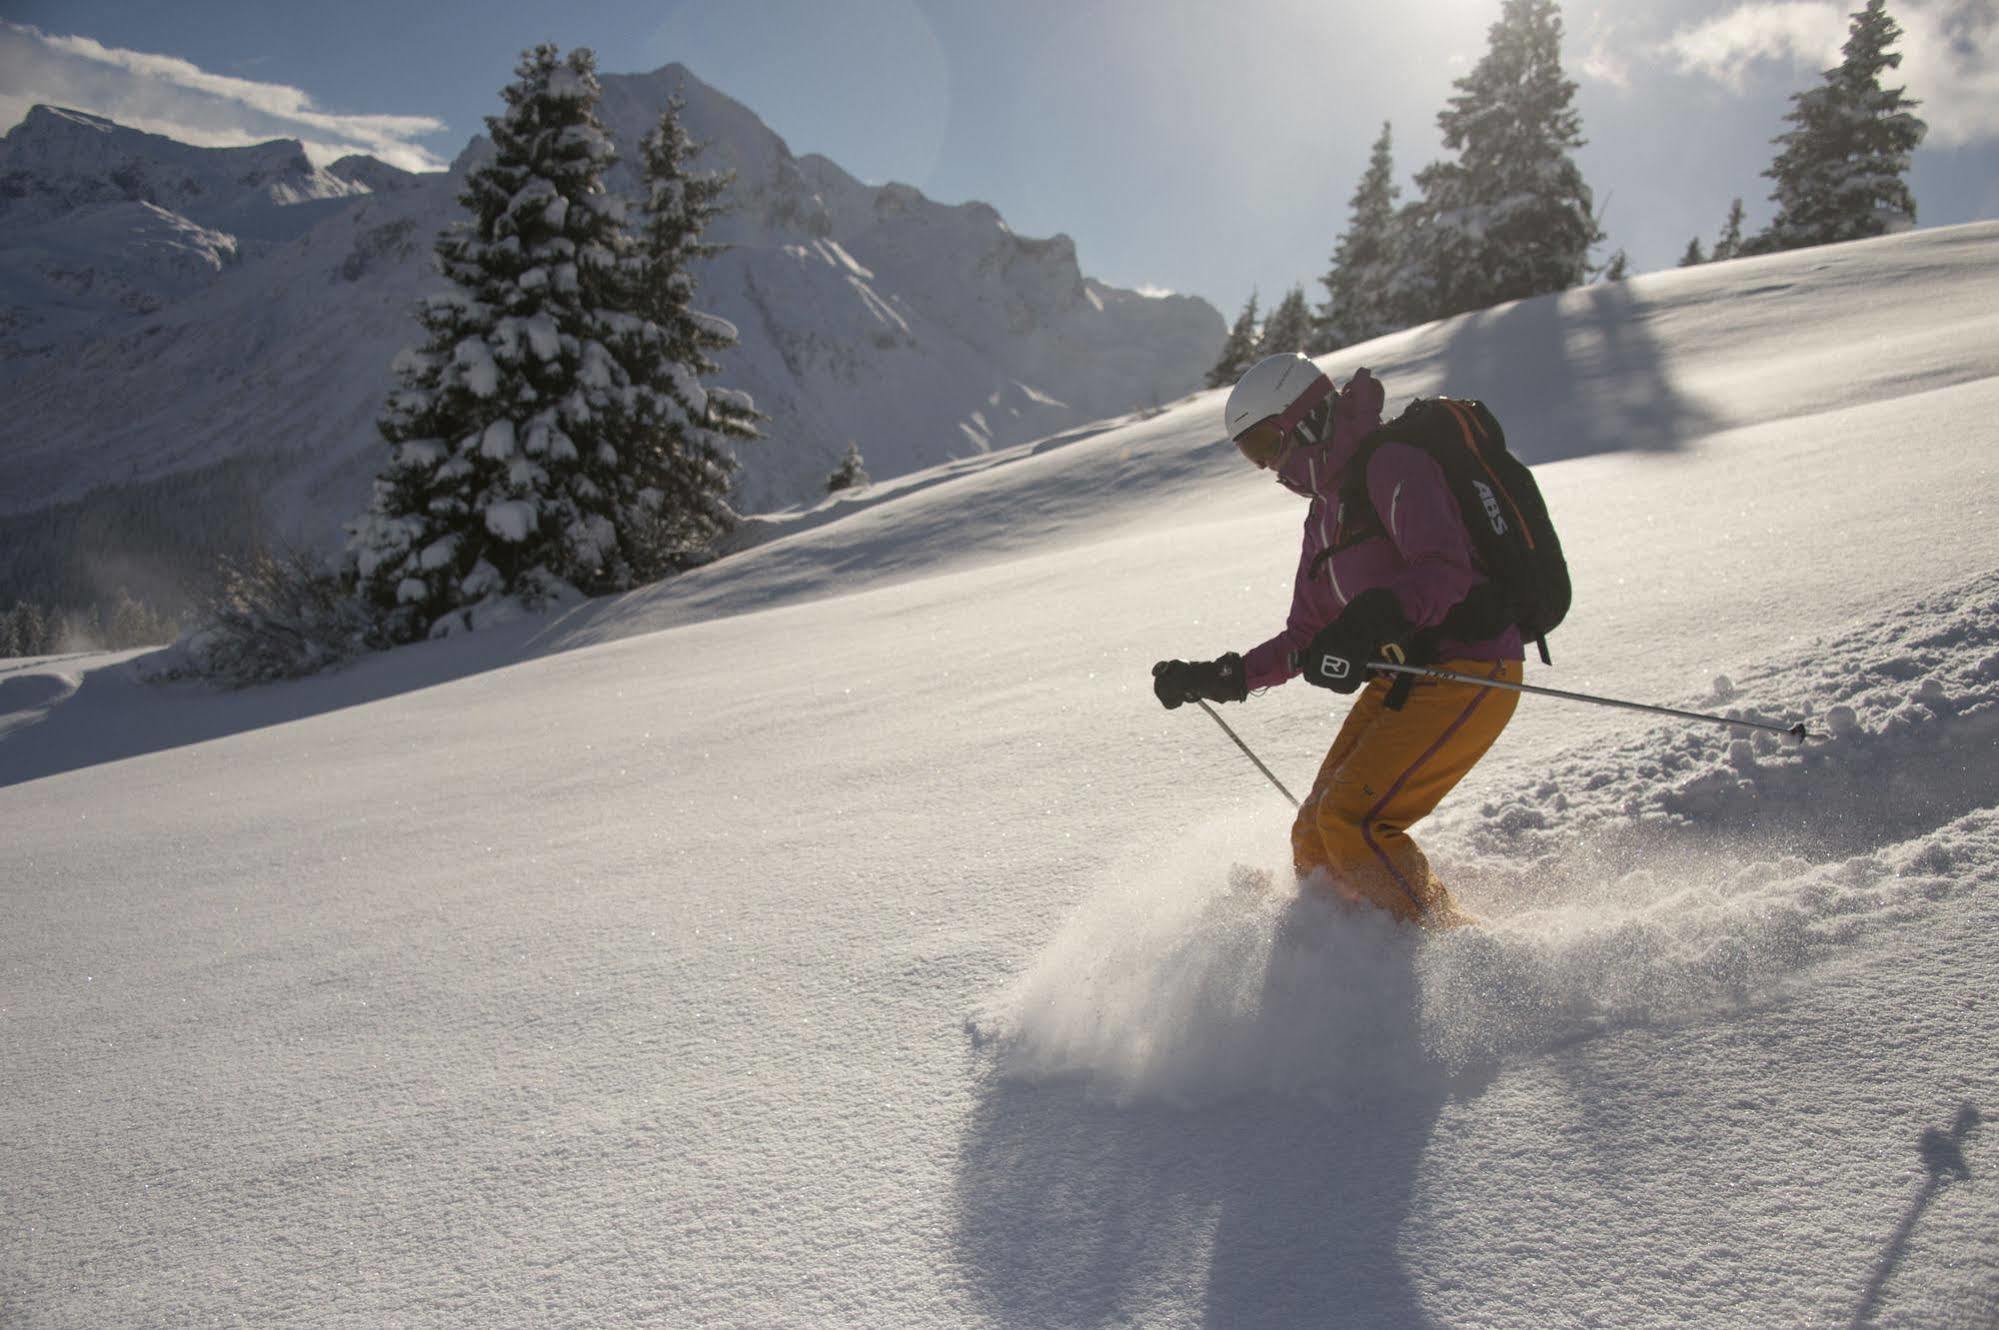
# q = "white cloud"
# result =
<box><xmin>1580</xmin><ymin>41</ymin><xmax>1635</xmax><ymax>91</ymax></box>
<box><xmin>1663</xmin><ymin>0</ymin><xmax>1999</xmax><ymax>145</ymax></box>
<box><xmin>1663</xmin><ymin>1</ymin><xmax>1845</xmax><ymax>87</ymax></box>
<box><xmin>1572</xmin><ymin>9</ymin><xmax>1636</xmax><ymax>92</ymax></box>
<box><xmin>0</xmin><ymin>21</ymin><xmax>451</xmax><ymax>171</ymax></box>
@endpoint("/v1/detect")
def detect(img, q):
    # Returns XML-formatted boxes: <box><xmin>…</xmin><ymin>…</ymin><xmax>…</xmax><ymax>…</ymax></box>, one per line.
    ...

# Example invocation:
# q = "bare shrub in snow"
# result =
<box><xmin>165</xmin><ymin>547</ymin><xmax>380</xmax><ymax>686</ymax></box>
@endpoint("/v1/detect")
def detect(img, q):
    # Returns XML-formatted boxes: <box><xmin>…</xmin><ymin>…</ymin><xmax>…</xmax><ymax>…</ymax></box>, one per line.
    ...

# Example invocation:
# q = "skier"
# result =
<box><xmin>1151</xmin><ymin>353</ymin><xmax>1523</xmax><ymax>927</ymax></box>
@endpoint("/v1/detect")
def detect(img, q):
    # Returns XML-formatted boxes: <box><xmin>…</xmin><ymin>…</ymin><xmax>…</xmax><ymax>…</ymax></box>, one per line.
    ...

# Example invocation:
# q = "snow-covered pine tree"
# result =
<box><xmin>1680</xmin><ymin>238</ymin><xmax>1707</xmax><ymax>267</ymax></box>
<box><xmin>1377</xmin><ymin>198</ymin><xmax>1445</xmax><ymax>332</ymax></box>
<box><xmin>1713</xmin><ymin>198</ymin><xmax>1746</xmax><ymax>261</ymax></box>
<box><xmin>1401</xmin><ymin>0</ymin><xmax>1601</xmax><ymax>321</ymax></box>
<box><xmin>349</xmin><ymin>46</ymin><xmax>751</xmax><ymax>640</ymax></box>
<box><xmin>18</xmin><ymin>603</ymin><xmax>52</xmax><ymax>656</ymax></box>
<box><xmin>6</xmin><ymin>602</ymin><xmax>45</xmax><ymax>656</ymax></box>
<box><xmin>1758</xmin><ymin>0</ymin><xmax>1926</xmax><ymax>253</ymax></box>
<box><xmin>1205</xmin><ymin>292</ymin><xmax>1261</xmax><ymax>389</ymax></box>
<box><xmin>826</xmin><ymin>443</ymin><xmax>868</xmax><ymax>493</ymax></box>
<box><xmin>350</xmin><ymin>45</ymin><xmax>622</xmax><ymax>636</ymax></box>
<box><xmin>1257</xmin><ymin>287</ymin><xmax>1314</xmax><ymax>357</ymax></box>
<box><xmin>613</xmin><ymin>93</ymin><xmax>761</xmax><ymax>581</ymax></box>
<box><xmin>1314</xmin><ymin>121</ymin><xmax>1402</xmax><ymax>353</ymax></box>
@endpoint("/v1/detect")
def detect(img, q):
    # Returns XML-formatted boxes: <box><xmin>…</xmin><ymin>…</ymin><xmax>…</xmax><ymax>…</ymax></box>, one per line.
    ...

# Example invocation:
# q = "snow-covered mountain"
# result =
<box><xmin>0</xmin><ymin>67</ymin><xmax>1222</xmax><ymax>566</ymax></box>
<box><xmin>5</xmin><ymin>222</ymin><xmax>1997</xmax><ymax>1327</ymax></box>
<box><xmin>0</xmin><ymin>105</ymin><xmax>388</xmax><ymax>229</ymax></box>
<box><xmin>0</xmin><ymin>106</ymin><xmax>402</xmax><ymax>358</ymax></box>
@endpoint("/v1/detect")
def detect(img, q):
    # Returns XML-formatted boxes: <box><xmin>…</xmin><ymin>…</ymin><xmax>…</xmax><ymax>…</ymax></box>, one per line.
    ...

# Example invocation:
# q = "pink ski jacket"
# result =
<box><xmin>1240</xmin><ymin>369</ymin><xmax>1523</xmax><ymax>692</ymax></box>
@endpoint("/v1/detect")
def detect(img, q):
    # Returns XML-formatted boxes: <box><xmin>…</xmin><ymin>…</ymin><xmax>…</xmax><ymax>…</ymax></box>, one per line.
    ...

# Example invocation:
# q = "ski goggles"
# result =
<box><xmin>1232</xmin><ymin>418</ymin><xmax>1292</xmax><ymax>470</ymax></box>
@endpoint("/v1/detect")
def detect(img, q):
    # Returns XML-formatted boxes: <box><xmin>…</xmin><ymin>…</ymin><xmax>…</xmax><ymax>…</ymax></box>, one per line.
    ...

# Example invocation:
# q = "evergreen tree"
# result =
<box><xmin>1257</xmin><ymin>286</ymin><xmax>1315</xmax><ymax>357</ymax></box>
<box><xmin>1402</xmin><ymin>0</ymin><xmax>1601</xmax><ymax>320</ymax></box>
<box><xmin>1759</xmin><ymin>0</ymin><xmax>1926</xmax><ymax>252</ymax></box>
<box><xmin>1712</xmin><ymin>198</ymin><xmax>1747</xmax><ymax>261</ymax></box>
<box><xmin>1315</xmin><ymin>121</ymin><xmax>1402</xmax><ymax>352</ymax></box>
<box><xmin>348</xmin><ymin>46</ymin><xmax>757</xmax><ymax>640</ymax></box>
<box><xmin>108</xmin><ymin>590</ymin><xmax>152</xmax><ymax>648</ymax></box>
<box><xmin>1601</xmin><ymin>249</ymin><xmax>1630</xmax><ymax>281</ymax></box>
<box><xmin>826</xmin><ymin>443</ymin><xmax>869</xmax><ymax>493</ymax></box>
<box><xmin>1680</xmin><ymin>238</ymin><xmax>1707</xmax><ymax>267</ymax></box>
<box><xmin>1376</xmin><ymin>199</ymin><xmax>1445</xmax><ymax>332</ymax></box>
<box><xmin>13</xmin><ymin>602</ymin><xmax>50</xmax><ymax>655</ymax></box>
<box><xmin>615</xmin><ymin>94</ymin><xmax>762</xmax><ymax>580</ymax></box>
<box><xmin>1205</xmin><ymin>291</ymin><xmax>1261</xmax><ymax>389</ymax></box>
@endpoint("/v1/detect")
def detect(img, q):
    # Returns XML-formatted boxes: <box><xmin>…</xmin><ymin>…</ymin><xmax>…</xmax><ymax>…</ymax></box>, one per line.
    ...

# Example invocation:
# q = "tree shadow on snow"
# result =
<box><xmin>951</xmin><ymin>897</ymin><xmax>1463</xmax><ymax>1329</ymax></box>
<box><xmin>0</xmin><ymin>608</ymin><xmax>587</xmax><ymax>790</ymax></box>
<box><xmin>1408</xmin><ymin>280</ymin><xmax>1718</xmax><ymax>464</ymax></box>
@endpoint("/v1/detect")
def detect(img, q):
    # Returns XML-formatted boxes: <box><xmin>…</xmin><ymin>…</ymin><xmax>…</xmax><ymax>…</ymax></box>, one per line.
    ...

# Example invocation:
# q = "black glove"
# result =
<box><xmin>1151</xmin><ymin>653</ymin><xmax>1249</xmax><ymax>709</ymax></box>
<box><xmin>1299</xmin><ymin>589</ymin><xmax>1411</xmax><ymax>694</ymax></box>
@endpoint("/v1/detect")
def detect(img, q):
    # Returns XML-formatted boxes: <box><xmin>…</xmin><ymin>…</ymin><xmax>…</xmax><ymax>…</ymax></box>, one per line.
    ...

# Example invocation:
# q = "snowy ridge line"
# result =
<box><xmin>715</xmin><ymin>404</ymin><xmax>1154</xmax><ymax>558</ymax></box>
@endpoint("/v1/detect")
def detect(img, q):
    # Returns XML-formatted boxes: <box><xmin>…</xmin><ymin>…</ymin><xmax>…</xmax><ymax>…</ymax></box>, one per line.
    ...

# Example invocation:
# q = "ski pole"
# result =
<box><xmin>1195</xmin><ymin>699</ymin><xmax>1301</xmax><ymax>808</ymax></box>
<box><xmin>1367</xmin><ymin>661</ymin><xmax>1823</xmax><ymax>741</ymax></box>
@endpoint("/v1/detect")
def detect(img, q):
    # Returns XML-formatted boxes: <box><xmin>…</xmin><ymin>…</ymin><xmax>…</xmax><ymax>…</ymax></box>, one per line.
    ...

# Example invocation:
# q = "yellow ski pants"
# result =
<box><xmin>1291</xmin><ymin>658</ymin><xmax>1521</xmax><ymax>926</ymax></box>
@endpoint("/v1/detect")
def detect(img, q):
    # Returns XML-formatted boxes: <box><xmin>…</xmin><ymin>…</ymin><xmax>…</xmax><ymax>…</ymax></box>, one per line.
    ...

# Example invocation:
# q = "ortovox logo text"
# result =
<box><xmin>1318</xmin><ymin>655</ymin><xmax>1351</xmax><ymax>680</ymax></box>
<box><xmin>1472</xmin><ymin>479</ymin><xmax>1508</xmax><ymax>534</ymax></box>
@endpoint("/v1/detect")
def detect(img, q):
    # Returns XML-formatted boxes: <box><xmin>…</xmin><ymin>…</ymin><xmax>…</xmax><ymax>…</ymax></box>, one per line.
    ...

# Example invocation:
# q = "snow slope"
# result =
<box><xmin>4</xmin><ymin>223</ymin><xmax>1998</xmax><ymax>1328</ymax></box>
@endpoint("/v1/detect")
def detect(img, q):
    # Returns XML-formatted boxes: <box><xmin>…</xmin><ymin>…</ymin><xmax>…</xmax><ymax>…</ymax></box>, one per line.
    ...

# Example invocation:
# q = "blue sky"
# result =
<box><xmin>3</xmin><ymin>0</ymin><xmax>1994</xmax><ymax>319</ymax></box>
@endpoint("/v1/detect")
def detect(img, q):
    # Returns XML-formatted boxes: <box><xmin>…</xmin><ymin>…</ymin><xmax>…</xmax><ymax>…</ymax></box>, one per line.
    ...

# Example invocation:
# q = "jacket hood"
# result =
<box><xmin>1274</xmin><ymin>367</ymin><xmax>1385</xmax><ymax>498</ymax></box>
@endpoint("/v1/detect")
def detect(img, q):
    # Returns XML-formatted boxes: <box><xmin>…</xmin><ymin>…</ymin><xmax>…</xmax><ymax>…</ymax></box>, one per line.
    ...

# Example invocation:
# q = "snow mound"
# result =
<box><xmin>975</xmin><ymin>571</ymin><xmax>1999</xmax><ymax>1107</ymax></box>
<box><xmin>0</xmin><ymin>663</ymin><xmax>81</xmax><ymax>739</ymax></box>
<box><xmin>1471</xmin><ymin>566</ymin><xmax>1999</xmax><ymax>885</ymax></box>
<box><xmin>1415</xmin><ymin>567</ymin><xmax>1999</xmax><ymax>1062</ymax></box>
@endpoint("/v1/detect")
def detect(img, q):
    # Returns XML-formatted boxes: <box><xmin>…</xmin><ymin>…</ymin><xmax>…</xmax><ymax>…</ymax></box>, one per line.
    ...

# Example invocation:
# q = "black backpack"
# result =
<box><xmin>1335</xmin><ymin>397</ymin><xmax>1571</xmax><ymax>664</ymax></box>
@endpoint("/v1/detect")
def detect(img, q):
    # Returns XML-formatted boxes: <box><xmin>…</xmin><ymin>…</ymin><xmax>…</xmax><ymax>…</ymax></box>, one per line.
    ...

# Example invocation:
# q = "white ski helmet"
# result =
<box><xmin>1222</xmin><ymin>351</ymin><xmax>1333</xmax><ymax>445</ymax></box>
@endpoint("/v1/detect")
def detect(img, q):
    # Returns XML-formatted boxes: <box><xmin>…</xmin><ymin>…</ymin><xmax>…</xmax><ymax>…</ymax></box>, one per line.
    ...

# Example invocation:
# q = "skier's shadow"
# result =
<box><xmin>952</xmin><ymin>895</ymin><xmax>1460</xmax><ymax>1329</ymax></box>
